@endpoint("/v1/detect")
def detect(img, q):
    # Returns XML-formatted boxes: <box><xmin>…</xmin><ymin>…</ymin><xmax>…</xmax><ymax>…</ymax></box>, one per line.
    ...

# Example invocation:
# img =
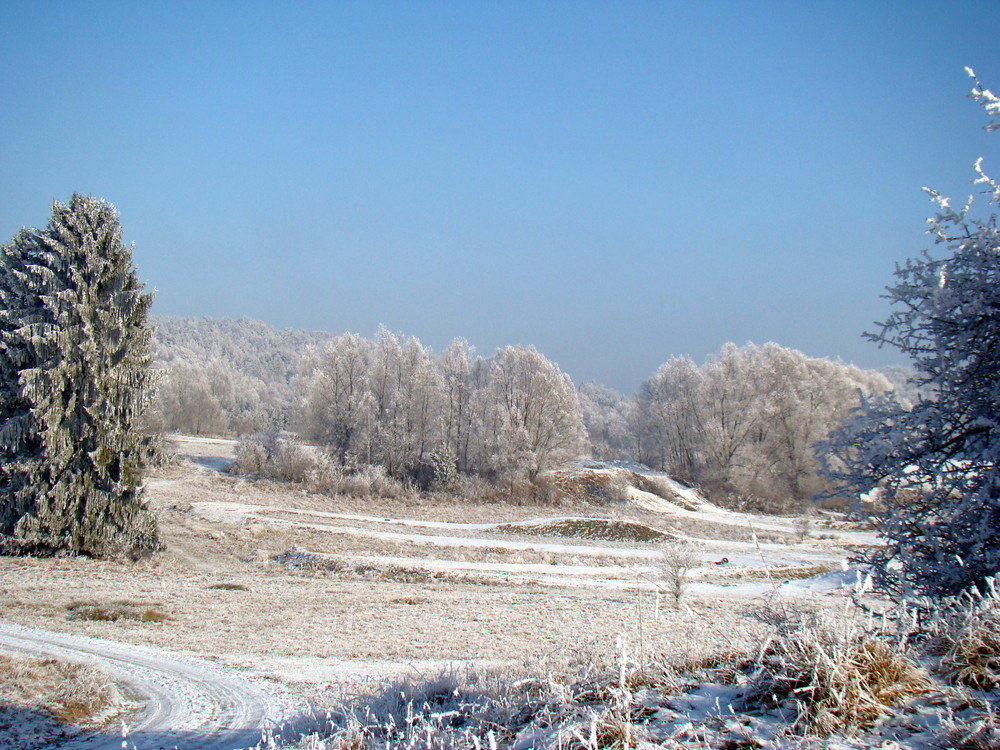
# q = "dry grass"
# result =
<box><xmin>714</xmin><ymin>563</ymin><xmax>838</xmax><ymax>582</ymax></box>
<box><xmin>738</xmin><ymin>616</ymin><xmax>931</xmax><ymax>736</ymax></box>
<box><xmin>931</xmin><ymin>583</ymin><xmax>1000</xmax><ymax>691</ymax></box>
<box><xmin>0</xmin><ymin>652</ymin><xmax>130</xmax><ymax>727</ymax></box>
<box><xmin>207</xmin><ymin>582</ymin><xmax>251</xmax><ymax>591</ymax></box>
<box><xmin>65</xmin><ymin>600</ymin><xmax>170</xmax><ymax>623</ymax></box>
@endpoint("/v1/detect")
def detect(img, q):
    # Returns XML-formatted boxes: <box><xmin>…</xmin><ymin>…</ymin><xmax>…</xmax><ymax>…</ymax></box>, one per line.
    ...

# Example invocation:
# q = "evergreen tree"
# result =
<box><xmin>820</xmin><ymin>72</ymin><xmax>1000</xmax><ymax>597</ymax></box>
<box><xmin>0</xmin><ymin>194</ymin><xmax>158</xmax><ymax>557</ymax></box>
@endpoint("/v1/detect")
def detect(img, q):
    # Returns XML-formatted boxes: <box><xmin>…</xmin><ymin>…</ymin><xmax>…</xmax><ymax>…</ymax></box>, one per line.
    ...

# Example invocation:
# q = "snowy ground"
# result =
<box><xmin>0</xmin><ymin>622</ymin><xmax>301</xmax><ymax>750</ymax></box>
<box><xmin>0</xmin><ymin>436</ymin><xmax>897</xmax><ymax>748</ymax></box>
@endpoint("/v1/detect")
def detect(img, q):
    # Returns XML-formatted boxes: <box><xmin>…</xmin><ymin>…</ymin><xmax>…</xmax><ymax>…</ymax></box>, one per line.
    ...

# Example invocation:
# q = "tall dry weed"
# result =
<box><xmin>930</xmin><ymin>579</ymin><xmax>1000</xmax><ymax>691</ymax></box>
<box><xmin>738</xmin><ymin>615</ymin><xmax>930</xmax><ymax>736</ymax></box>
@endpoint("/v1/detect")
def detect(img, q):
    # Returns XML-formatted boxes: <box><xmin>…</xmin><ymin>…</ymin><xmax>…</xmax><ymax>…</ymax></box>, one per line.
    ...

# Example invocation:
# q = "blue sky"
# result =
<box><xmin>3</xmin><ymin>2</ymin><xmax>999</xmax><ymax>392</ymax></box>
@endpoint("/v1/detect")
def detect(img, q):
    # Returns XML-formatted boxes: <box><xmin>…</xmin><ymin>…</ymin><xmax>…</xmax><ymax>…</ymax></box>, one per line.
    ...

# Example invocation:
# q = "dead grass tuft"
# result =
<box><xmin>931</xmin><ymin>582</ymin><xmax>1000</xmax><ymax>691</ymax></box>
<box><xmin>739</xmin><ymin>617</ymin><xmax>931</xmax><ymax>736</ymax></box>
<box><xmin>0</xmin><ymin>652</ymin><xmax>129</xmax><ymax>727</ymax></box>
<box><xmin>66</xmin><ymin>600</ymin><xmax>170</xmax><ymax>623</ymax></box>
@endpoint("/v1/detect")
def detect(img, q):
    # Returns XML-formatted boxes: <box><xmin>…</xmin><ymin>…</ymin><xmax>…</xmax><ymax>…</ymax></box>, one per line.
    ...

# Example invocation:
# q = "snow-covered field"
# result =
<box><xmin>4</xmin><ymin>437</ymin><xmax>993</xmax><ymax>748</ymax></box>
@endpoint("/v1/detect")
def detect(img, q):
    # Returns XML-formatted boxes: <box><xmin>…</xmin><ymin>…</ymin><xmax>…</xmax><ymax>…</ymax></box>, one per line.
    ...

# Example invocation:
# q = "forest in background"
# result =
<box><xmin>150</xmin><ymin>315</ymin><xmax>909</xmax><ymax>513</ymax></box>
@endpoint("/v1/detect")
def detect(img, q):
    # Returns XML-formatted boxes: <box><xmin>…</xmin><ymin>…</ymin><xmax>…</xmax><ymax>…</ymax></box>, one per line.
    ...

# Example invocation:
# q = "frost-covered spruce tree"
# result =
<box><xmin>820</xmin><ymin>71</ymin><xmax>1000</xmax><ymax>598</ymax></box>
<box><xmin>0</xmin><ymin>194</ymin><xmax>158</xmax><ymax>557</ymax></box>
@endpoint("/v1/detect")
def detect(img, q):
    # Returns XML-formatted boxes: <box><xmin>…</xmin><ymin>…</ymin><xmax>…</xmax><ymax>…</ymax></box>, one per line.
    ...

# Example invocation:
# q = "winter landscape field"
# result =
<box><xmin>1</xmin><ymin>434</ymin><xmax>997</xmax><ymax>750</ymax></box>
<box><xmin>5</xmin><ymin>5</ymin><xmax>1000</xmax><ymax>750</ymax></box>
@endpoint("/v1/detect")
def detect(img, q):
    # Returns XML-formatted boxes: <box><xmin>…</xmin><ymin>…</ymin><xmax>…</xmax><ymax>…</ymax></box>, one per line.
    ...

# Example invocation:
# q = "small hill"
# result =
<box><xmin>542</xmin><ymin>462</ymin><xmax>711</xmax><ymax>513</ymax></box>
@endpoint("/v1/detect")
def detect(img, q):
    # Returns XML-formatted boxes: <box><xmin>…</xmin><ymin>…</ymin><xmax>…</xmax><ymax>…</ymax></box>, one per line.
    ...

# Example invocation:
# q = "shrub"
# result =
<box><xmin>229</xmin><ymin>432</ymin><xmax>329</xmax><ymax>484</ymax></box>
<box><xmin>311</xmin><ymin>463</ymin><xmax>412</xmax><ymax>499</ymax></box>
<box><xmin>659</xmin><ymin>539</ymin><xmax>701</xmax><ymax>605</ymax></box>
<box><xmin>230</xmin><ymin>434</ymin><xmax>269</xmax><ymax>475</ymax></box>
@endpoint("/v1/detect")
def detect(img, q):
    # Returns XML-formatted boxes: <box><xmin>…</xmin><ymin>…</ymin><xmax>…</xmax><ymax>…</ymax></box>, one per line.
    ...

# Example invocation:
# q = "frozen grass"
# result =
<box><xmin>737</xmin><ymin>614</ymin><xmax>931</xmax><ymax>736</ymax></box>
<box><xmin>65</xmin><ymin>600</ymin><xmax>170</xmax><ymax>623</ymax></box>
<box><xmin>929</xmin><ymin>583</ymin><xmax>1000</xmax><ymax>692</ymax></box>
<box><xmin>267</xmin><ymin>590</ymin><xmax>1000</xmax><ymax>749</ymax></box>
<box><xmin>0</xmin><ymin>652</ymin><xmax>130</xmax><ymax>728</ymax></box>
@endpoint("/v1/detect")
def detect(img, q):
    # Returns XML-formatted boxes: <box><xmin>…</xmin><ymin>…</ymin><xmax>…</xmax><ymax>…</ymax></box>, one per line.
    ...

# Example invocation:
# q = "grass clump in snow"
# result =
<box><xmin>929</xmin><ymin>581</ymin><xmax>1000</xmax><ymax>691</ymax></box>
<box><xmin>207</xmin><ymin>582</ymin><xmax>250</xmax><ymax>591</ymax></box>
<box><xmin>737</xmin><ymin>613</ymin><xmax>931</xmax><ymax>736</ymax></box>
<box><xmin>0</xmin><ymin>652</ymin><xmax>130</xmax><ymax>727</ymax></box>
<box><xmin>65</xmin><ymin>600</ymin><xmax>169</xmax><ymax>623</ymax></box>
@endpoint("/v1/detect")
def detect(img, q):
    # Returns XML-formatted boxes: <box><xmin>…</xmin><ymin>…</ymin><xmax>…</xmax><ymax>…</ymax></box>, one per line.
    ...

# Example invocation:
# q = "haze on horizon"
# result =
<box><xmin>3</xmin><ymin>1</ymin><xmax>999</xmax><ymax>392</ymax></box>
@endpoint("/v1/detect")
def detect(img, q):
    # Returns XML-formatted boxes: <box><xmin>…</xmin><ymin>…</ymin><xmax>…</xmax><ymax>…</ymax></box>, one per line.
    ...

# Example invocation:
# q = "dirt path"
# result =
<box><xmin>0</xmin><ymin>622</ymin><xmax>301</xmax><ymax>750</ymax></box>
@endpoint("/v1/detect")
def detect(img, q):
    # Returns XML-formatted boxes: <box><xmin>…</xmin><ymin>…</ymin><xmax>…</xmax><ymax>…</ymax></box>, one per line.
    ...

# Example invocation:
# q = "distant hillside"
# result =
<box><xmin>152</xmin><ymin>316</ymin><xmax>333</xmax><ymax>384</ymax></box>
<box><xmin>150</xmin><ymin>316</ymin><xmax>335</xmax><ymax>434</ymax></box>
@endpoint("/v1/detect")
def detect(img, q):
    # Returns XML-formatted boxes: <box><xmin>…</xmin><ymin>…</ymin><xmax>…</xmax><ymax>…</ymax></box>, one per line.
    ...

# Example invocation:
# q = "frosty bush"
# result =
<box><xmin>427</xmin><ymin>446</ymin><xmax>459</xmax><ymax>491</ymax></box>
<box><xmin>659</xmin><ymin>539</ymin><xmax>700</xmax><ymax>605</ymax></box>
<box><xmin>820</xmin><ymin>71</ymin><xmax>1000</xmax><ymax>597</ymax></box>
<box><xmin>0</xmin><ymin>195</ymin><xmax>158</xmax><ymax>557</ymax></box>
<box><xmin>230</xmin><ymin>434</ymin><xmax>270</xmax><ymax>475</ymax></box>
<box><xmin>229</xmin><ymin>432</ymin><xmax>327</xmax><ymax>484</ymax></box>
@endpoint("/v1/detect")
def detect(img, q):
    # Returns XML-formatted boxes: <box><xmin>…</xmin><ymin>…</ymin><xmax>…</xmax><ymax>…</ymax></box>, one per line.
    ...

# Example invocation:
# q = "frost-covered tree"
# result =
<box><xmin>636</xmin><ymin>355</ymin><xmax>706</xmax><ymax>481</ymax></box>
<box><xmin>821</xmin><ymin>72</ymin><xmax>1000</xmax><ymax>597</ymax></box>
<box><xmin>296</xmin><ymin>332</ymin><xmax>586</xmax><ymax>484</ymax></box>
<box><xmin>0</xmin><ymin>195</ymin><xmax>158</xmax><ymax>557</ymax></box>
<box><xmin>151</xmin><ymin>316</ymin><xmax>331</xmax><ymax>434</ymax></box>
<box><xmin>756</xmin><ymin>345</ymin><xmax>890</xmax><ymax>508</ymax></box>
<box><xmin>439</xmin><ymin>338</ymin><xmax>480</xmax><ymax>472</ymax></box>
<box><xmin>365</xmin><ymin>327</ymin><xmax>443</xmax><ymax>474</ymax></box>
<box><xmin>635</xmin><ymin>342</ymin><xmax>890</xmax><ymax>509</ymax></box>
<box><xmin>153</xmin><ymin>361</ymin><xmax>229</xmax><ymax>436</ymax></box>
<box><xmin>578</xmin><ymin>381</ymin><xmax>638</xmax><ymax>462</ymax></box>
<box><xmin>297</xmin><ymin>333</ymin><xmax>374</xmax><ymax>463</ymax></box>
<box><xmin>481</xmin><ymin>346</ymin><xmax>586</xmax><ymax>481</ymax></box>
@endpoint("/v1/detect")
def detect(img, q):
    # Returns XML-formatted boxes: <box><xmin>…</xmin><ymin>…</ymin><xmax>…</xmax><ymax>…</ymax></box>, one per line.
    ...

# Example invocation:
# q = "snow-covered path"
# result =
<box><xmin>0</xmin><ymin>622</ymin><xmax>301</xmax><ymax>750</ymax></box>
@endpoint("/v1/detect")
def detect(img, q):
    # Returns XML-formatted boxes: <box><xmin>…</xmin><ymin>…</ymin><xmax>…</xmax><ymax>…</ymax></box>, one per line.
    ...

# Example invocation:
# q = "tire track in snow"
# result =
<box><xmin>0</xmin><ymin>622</ymin><xmax>301</xmax><ymax>750</ymax></box>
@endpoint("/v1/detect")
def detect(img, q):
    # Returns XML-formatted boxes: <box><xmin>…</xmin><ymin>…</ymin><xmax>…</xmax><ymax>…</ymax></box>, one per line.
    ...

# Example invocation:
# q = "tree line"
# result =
<box><xmin>153</xmin><ymin>317</ymin><xmax>896</xmax><ymax>510</ymax></box>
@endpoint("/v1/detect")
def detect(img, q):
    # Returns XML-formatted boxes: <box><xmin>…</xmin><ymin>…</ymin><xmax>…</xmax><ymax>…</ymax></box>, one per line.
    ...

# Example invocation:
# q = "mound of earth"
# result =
<box><xmin>543</xmin><ymin>463</ymin><xmax>710</xmax><ymax>513</ymax></box>
<box><xmin>495</xmin><ymin>517</ymin><xmax>672</xmax><ymax>543</ymax></box>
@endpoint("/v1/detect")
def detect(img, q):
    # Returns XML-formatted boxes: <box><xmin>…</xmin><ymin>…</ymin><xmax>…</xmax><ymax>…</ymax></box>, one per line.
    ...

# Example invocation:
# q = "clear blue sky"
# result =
<box><xmin>3</xmin><ymin>1</ymin><xmax>998</xmax><ymax>392</ymax></box>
